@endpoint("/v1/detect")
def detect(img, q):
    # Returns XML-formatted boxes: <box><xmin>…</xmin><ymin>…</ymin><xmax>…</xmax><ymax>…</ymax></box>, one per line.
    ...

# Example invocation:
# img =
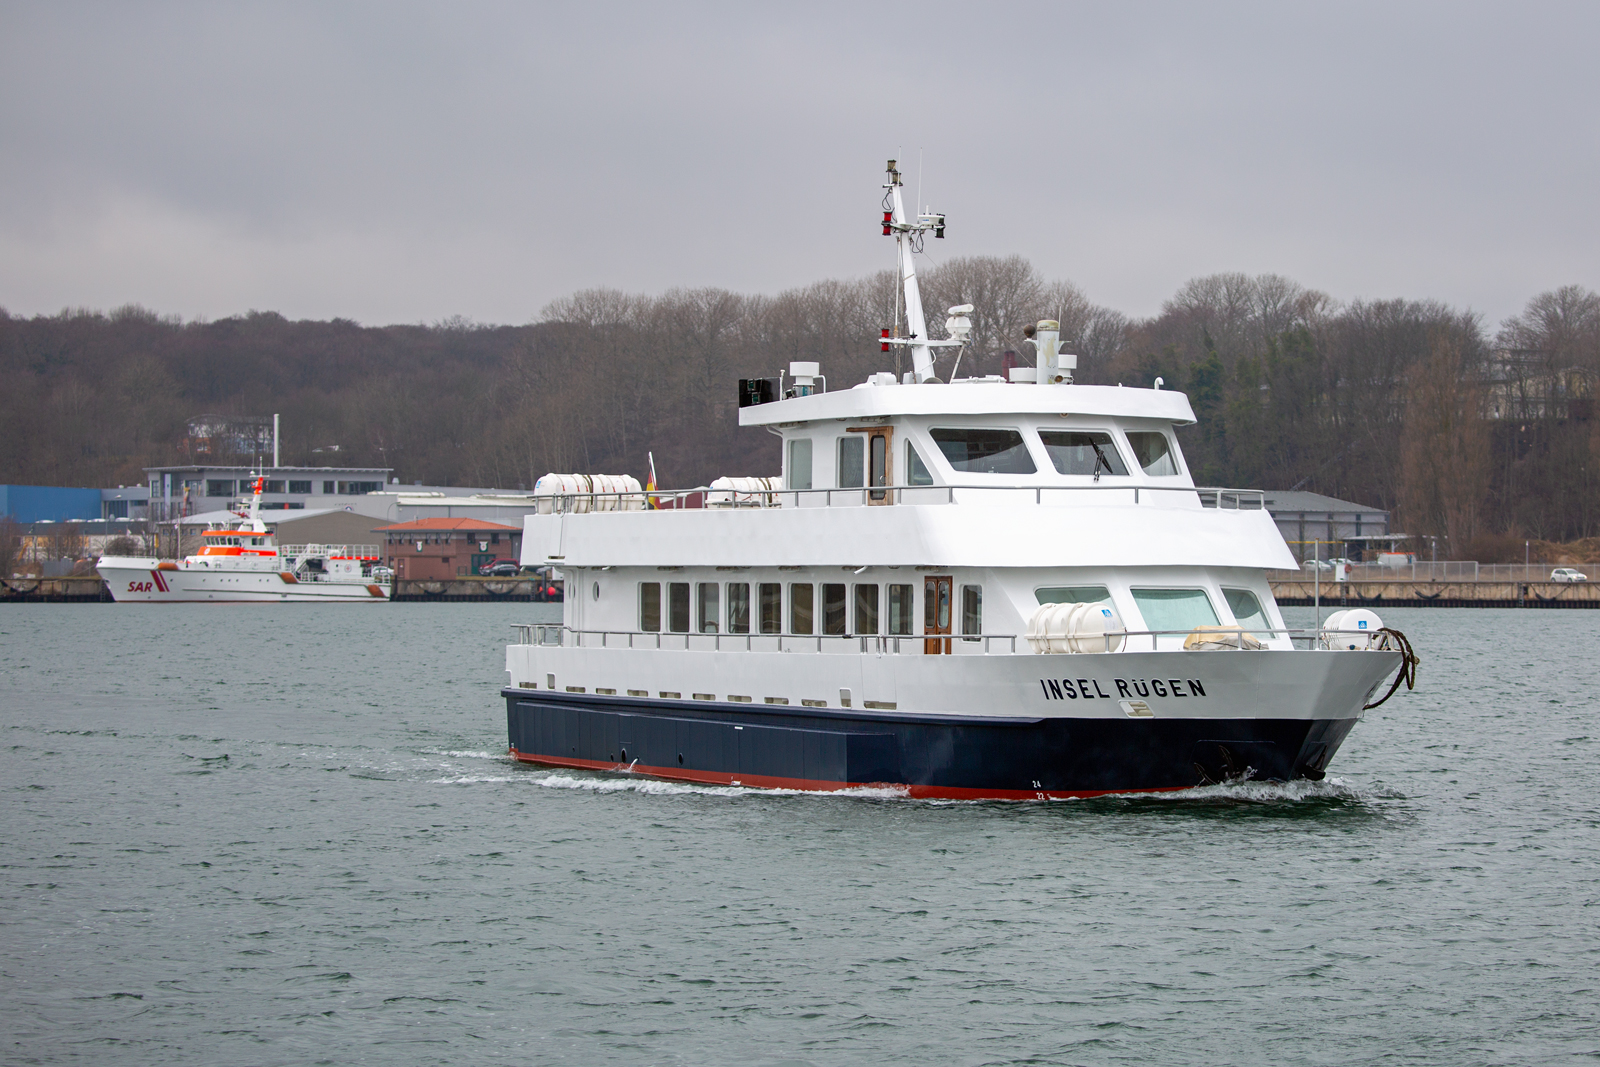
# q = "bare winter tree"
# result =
<box><xmin>1397</xmin><ymin>337</ymin><xmax>1491</xmax><ymax>554</ymax></box>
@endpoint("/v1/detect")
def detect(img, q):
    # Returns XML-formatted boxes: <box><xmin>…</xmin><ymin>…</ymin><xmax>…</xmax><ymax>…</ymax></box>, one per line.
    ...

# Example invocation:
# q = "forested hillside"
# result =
<box><xmin>3</xmin><ymin>259</ymin><xmax>1597</xmax><ymax>559</ymax></box>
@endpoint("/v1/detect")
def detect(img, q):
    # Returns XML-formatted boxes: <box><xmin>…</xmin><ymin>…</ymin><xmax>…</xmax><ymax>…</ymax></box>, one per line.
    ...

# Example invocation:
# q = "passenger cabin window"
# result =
<box><xmin>1223</xmin><ymin>588</ymin><xmax>1268</xmax><ymax>631</ymax></box>
<box><xmin>906</xmin><ymin>442</ymin><xmax>934</xmax><ymax>486</ymax></box>
<box><xmin>887</xmin><ymin>584</ymin><xmax>914</xmax><ymax>635</ymax></box>
<box><xmin>838</xmin><ymin>436</ymin><xmax>864</xmax><ymax>488</ymax></box>
<box><xmin>1036</xmin><ymin>585</ymin><xmax>1113</xmax><ymax>606</ymax></box>
<box><xmin>640</xmin><ymin>583</ymin><xmax>661</xmax><ymax>632</ymax></box>
<box><xmin>1039</xmin><ymin>431</ymin><xmax>1128</xmax><ymax>476</ymax></box>
<box><xmin>822</xmin><ymin>583</ymin><xmax>847</xmax><ymax>635</ymax></box>
<box><xmin>1130</xmin><ymin>588</ymin><xmax>1219</xmax><ymax>632</ymax></box>
<box><xmin>854</xmin><ymin>584</ymin><xmax>879</xmax><ymax>634</ymax></box>
<box><xmin>668</xmin><ymin>582</ymin><xmax>691</xmax><ymax>633</ymax></box>
<box><xmin>1127</xmin><ymin>431</ymin><xmax>1180</xmax><ymax>476</ymax></box>
<box><xmin>727</xmin><ymin>583</ymin><xmax>751</xmax><ymax>634</ymax></box>
<box><xmin>930</xmin><ymin>428</ymin><xmax>1035</xmax><ymax>474</ymax></box>
<box><xmin>961</xmin><ymin>585</ymin><xmax>982</xmax><ymax>640</ymax></box>
<box><xmin>787</xmin><ymin>439</ymin><xmax>813</xmax><ymax>491</ymax></box>
<box><xmin>790</xmin><ymin>583</ymin><xmax>814</xmax><ymax>635</ymax></box>
<box><xmin>697</xmin><ymin>582</ymin><xmax>719</xmax><ymax>633</ymax></box>
<box><xmin>758</xmin><ymin>583</ymin><xmax>781</xmax><ymax>634</ymax></box>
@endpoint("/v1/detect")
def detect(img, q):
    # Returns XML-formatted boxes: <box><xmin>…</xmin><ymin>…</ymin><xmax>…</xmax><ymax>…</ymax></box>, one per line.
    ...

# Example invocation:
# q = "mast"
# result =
<box><xmin>245</xmin><ymin>473</ymin><xmax>266</xmax><ymax>533</ymax></box>
<box><xmin>880</xmin><ymin>160</ymin><xmax>948</xmax><ymax>384</ymax></box>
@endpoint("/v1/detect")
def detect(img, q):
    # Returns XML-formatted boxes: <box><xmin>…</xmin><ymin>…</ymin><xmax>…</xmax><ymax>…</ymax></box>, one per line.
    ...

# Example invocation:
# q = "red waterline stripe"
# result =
<box><xmin>507</xmin><ymin>746</ymin><xmax>1181</xmax><ymax>801</ymax></box>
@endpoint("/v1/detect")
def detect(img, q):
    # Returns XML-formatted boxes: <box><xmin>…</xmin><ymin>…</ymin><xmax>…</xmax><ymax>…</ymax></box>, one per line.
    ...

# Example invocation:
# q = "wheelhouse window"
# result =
<box><xmin>1127</xmin><ymin>431</ymin><xmax>1180</xmax><ymax>476</ymax></box>
<box><xmin>1223</xmin><ymin>588</ymin><xmax>1268</xmax><ymax>630</ymax></box>
<box><xmin>961</xmin><ymin>585</ymin><xmax>982</xmax><ymax>640</ymax></box>
<box><xmin>697</xmin><ymin>582</ymin><xmax>719</xmax><ymax>633</ymax></box>
<box><xmin>727</xmin><ymin>583</ymin><xmax>751</xmax><ymax>634</ymax></box>
<box><xmin>787</xmin><ymin>439</ymin><xmax>813</xmax><ymax>491</ymax></box>
<box><xmin>1130</xmin><ymin>588</ymin><xmax>1219</xmax><ymax>632</ymax></box>
<box><xmin>905</xmin><ymin>442</ymin><xmax>934</xmax><ymax>486</ymax></box>
<box><xmin>759</xmin><ymin>583</ymin><xmax>782</xmax><ymax>634</ymax></box>
<box><xmin>790</xmin><ymin>583</ymin><xmax>814</xmax><ymax>635</ymax></box>
<box><xmin>668</xmin><ymin>582</ymin><xmax>691</xmax><ymax>633</ymax></box>
<box><xmin>887</xmin><ymin>584</ymin><xmax>914</xmax><ymax>635</ymax></box>
<box><xmin>1036</xmin><ymin>585</ymin><xmax>1113</xmax><ymax>606</ymax></box>
<box><xmin>837</xmin><ymin>436</ymin><xmax>864</xmax><ymax>488</ymax></box>
<box><xmin>1039</xmin><ymin>431</ymin><xmax>1128</xmax><ymax>476</ymax></box>
<box><xmin>822</xmin><ymin>583</ymin><xmax>847</xmax><ymax>635</ymax></box>
<box><xmin>639</xmin><ymin>582</ymin><xmax>661</xmax><ymax>632</ymax></box>
<box><xmin>930</xmin><ymin>428</ymin><xmax>1036</xmax><ymax>474</ymax></box>
<box><xmin>854</xmin><ymin>584</ymin><xmax>879</xmax><ymax>634</ymax></box>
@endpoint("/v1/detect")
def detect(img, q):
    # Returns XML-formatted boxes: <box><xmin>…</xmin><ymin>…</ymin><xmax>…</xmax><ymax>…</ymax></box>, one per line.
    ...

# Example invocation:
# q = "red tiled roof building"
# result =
<box><xmin>373</xmin><ymin>518</ymin><xmax>522</xmax><ymax>580</ymax></box>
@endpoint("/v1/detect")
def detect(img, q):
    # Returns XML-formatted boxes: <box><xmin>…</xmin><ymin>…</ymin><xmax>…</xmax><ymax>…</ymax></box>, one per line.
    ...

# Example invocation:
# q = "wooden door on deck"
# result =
<box><xmin>924</xmin><ymin>575</ymin><xmax>952</xmax><ymax>654</ymax></box>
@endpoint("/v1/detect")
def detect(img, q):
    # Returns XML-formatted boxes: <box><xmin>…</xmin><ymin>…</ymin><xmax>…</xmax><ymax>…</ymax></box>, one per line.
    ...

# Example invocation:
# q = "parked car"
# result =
<box><xmin>479</xmin><ymin>559</ymin><xmax>521</xmax><ymax>576</ymax></box>
<box><xmin>1551</xmin><ymin>567</ymin><xmax>1589</xmax><ymax>583</ymax></box>
<box><xmin>1301</xmin><ymin>559</ymin><xmax>1334</xmax><ymax>572</ymax></box>
<box><xmin>370</xmin><ymin>565</ymin><xmax>394</xmax><ymax>581</ymax></box>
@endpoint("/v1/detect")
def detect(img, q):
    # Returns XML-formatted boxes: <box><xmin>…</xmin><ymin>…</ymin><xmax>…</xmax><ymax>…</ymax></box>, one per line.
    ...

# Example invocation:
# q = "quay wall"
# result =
<box><xmin>1270</xmin><ymin>580</ymin><xmax>1600</xmax><ymax>608</ymax></box>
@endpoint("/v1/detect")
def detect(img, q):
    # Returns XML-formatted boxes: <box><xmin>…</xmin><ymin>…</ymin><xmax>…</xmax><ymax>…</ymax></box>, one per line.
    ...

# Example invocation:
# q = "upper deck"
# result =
<box><xmin>737</xmin><ymin>380</ymin><xmax>1197</xmax><ymax>428</ymax></box>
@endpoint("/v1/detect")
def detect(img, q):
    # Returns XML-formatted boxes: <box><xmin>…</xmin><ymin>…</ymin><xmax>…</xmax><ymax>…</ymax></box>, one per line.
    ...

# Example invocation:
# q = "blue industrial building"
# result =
<box><xmin>0</xmin><ymin>485</ymin><xmax>105</xmax><ymax>523</ymax></box>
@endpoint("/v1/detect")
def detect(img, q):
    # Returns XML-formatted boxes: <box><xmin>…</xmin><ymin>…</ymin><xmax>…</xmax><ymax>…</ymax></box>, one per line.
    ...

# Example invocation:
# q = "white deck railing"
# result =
<box><xmin>278</xmin><ymin>544</ymin><xmax>381</xmax><ymax>559</ymax></box>
<box><xmin>511</xmin><ymin>624</ymin><xmax>1337</xmax><ymax>655</ymax></box>
<box><xmin>527</xmin><ymin>485</ymin><xmax>1266</xmax><ymax>513</ymax></box>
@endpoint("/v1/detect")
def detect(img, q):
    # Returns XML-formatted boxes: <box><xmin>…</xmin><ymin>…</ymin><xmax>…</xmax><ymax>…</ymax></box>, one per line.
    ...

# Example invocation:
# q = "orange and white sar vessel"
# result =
<box><xmin>98</xmin><ymin>476</ymin><xmax>390</xmax><ymax>603</ymax></box>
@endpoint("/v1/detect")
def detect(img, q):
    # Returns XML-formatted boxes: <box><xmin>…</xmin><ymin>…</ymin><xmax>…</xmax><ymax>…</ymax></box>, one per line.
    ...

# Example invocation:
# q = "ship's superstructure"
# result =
<box><xmin>500</xmin><ymin>162</ymin><xmax>1414</xmax><ymax>798</ymax></box>
<box><xmin>98</xmin><ymin>476</ymin><xmax>388</xmax><ymax>603</ymax></box>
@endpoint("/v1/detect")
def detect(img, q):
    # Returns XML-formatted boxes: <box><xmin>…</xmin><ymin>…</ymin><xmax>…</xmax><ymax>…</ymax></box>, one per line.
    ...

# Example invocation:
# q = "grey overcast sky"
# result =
<box><xmin>1</xmin><ymin>1</ymin><xmax>1596</xmax><ymax>327</ymax></box>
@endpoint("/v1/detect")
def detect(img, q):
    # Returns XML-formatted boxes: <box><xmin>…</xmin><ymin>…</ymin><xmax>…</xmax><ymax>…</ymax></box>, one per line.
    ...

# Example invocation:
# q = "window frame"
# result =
<box><xmin>696</xmin><ymin>582</ymin><xmax>720</xmax><ymax>633</ymax></box>
<box><xmin>790</xmin><ymin>583</ymin><xmax>814</xmax><ymax>635</ymax></box>
<box><xmin>822</xmin><ymin>582</ymin><xmax>847</xmax><ymax>635</ymax></box>
<box><xmin>639</xmin><ymin>582</ymin><xmax>662</xmax><ymax>632</ymax></box>
<box><xmin>837</xmin><ymin>435</ymin><xmax>864</xmax><ymax>489</ymax></box>
<box><xmin>853</xmin><ymin>583</ymin><xmax>879</xmax><ymax>635</ymax></box>
<box><xmin>887</xmin><ymin>583</ymin><xmax>915</xmax><ymax>635</ymax></box>
<box><xmin>928</xmin><ymin>426</ymin><xmax>1038</xmax><ymax>476</ymax></box>
<box><xmin>727</xmin><ymin>582</ymin><xmax>751</xmax><ymax>634</ymax></box>
<box><xmin>668</xmin><ymin>582</ymin><xmax>691</xmax><ymax>633</ymax></box>
<box><xmin>961</xmin><ymin>584</ymin><xmax>983</xmax><ymax>640</ymax></box>
<box><xmin>787</xmin><ymin>438</ymin><xmax>813</xmax><ymax>491</ymax></box>
<box><xmin>1128</xmin><ymin>587</ymin><xmax>1221</xmax><ymax>634</ymax></box>
<box><xmin>758</xmin><ymin>582</ymin><xmax>782</xmax><ymax>634</ymax></box>
<box><xmin>1037</xmin><ymin>429</ymin><xmax>1131</xmax><ymax>477</ymax></box>
<box><xmin>1125</xmin><ymin>429</ymin><xmax>1183</xmax><ymax>477</ymax></box>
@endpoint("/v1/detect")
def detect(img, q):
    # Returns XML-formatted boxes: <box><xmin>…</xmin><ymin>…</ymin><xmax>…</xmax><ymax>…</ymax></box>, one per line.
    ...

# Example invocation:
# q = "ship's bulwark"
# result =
<box><xmin>504</xmin><ymin>691</ymin><xmax>1357</xmax><ymax>799</ymax></box>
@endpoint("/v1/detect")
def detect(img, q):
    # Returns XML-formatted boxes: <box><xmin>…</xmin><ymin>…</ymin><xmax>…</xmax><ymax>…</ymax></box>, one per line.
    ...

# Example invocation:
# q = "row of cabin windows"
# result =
<box><xmin>205</xmin><ymin>479</ymin><xmax>381</xmax><ymax>497</ymax></box>
<box><xmin>206</xmin><ymin>535</ymin><xmax>267</xmax><ymax>547</ymax></box>
<box><xmin>787</xmin><ymin>428</ymin><xmax>1178</xmax><ymax>489</ymax></box>
<box><xmin>639</xmin><ymin>581</ymin><xmax>982</xmax><ymax>638</ymax></box>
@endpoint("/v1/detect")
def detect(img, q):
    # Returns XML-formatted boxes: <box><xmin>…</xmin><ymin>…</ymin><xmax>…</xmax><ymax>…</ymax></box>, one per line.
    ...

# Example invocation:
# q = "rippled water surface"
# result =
<box><xmin>2</xmin><ymin>604</ymin><xmax>1598</xmax><ymax>1065</ymax></box>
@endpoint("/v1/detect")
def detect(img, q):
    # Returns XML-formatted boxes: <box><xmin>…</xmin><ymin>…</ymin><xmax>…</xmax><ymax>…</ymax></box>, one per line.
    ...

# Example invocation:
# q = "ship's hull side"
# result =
<box><xmin>98</xmin><ymin>561</ymin><xmax>387</xmax><ymax>603</ymax></box>
<box><xmin>503</xmin><ymin>689</ymin><xmax>1357</xmax><ymax>798</ymax></box>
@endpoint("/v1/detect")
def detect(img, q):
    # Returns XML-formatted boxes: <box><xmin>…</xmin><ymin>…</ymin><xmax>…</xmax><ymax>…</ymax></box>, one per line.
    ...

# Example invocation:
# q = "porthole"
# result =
<box><xmin>592</xmin><ymin>581</ymin><xmax>600</xmax><ymax>601</ymax></box>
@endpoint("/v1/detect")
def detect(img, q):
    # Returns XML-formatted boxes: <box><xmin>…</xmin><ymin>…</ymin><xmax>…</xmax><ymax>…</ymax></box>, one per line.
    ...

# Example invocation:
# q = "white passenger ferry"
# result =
<box><xmin>98</xmin><ymin>476</ymin><xmax>389</xmax><ymax>603</ymax></box>
<box><xmin>502</xmin><ymin>162</ymin><xmax>1417</xmax><ymax>798</ymax></box>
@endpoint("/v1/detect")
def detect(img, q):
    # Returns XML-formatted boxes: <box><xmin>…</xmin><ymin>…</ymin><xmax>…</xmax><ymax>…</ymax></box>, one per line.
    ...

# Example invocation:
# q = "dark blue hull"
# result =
<box><xmin>503</xmin><ymin>688</ymin><xmax>1354</xmax><ymax>798</ymax></box>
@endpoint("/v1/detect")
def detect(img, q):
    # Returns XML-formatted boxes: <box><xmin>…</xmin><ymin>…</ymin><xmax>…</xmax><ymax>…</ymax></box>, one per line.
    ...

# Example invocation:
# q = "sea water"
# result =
<box><xmin>1</xmin><ymin>604</ymin><xmax>1597</xmax><ymax>1065</ymax></box>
